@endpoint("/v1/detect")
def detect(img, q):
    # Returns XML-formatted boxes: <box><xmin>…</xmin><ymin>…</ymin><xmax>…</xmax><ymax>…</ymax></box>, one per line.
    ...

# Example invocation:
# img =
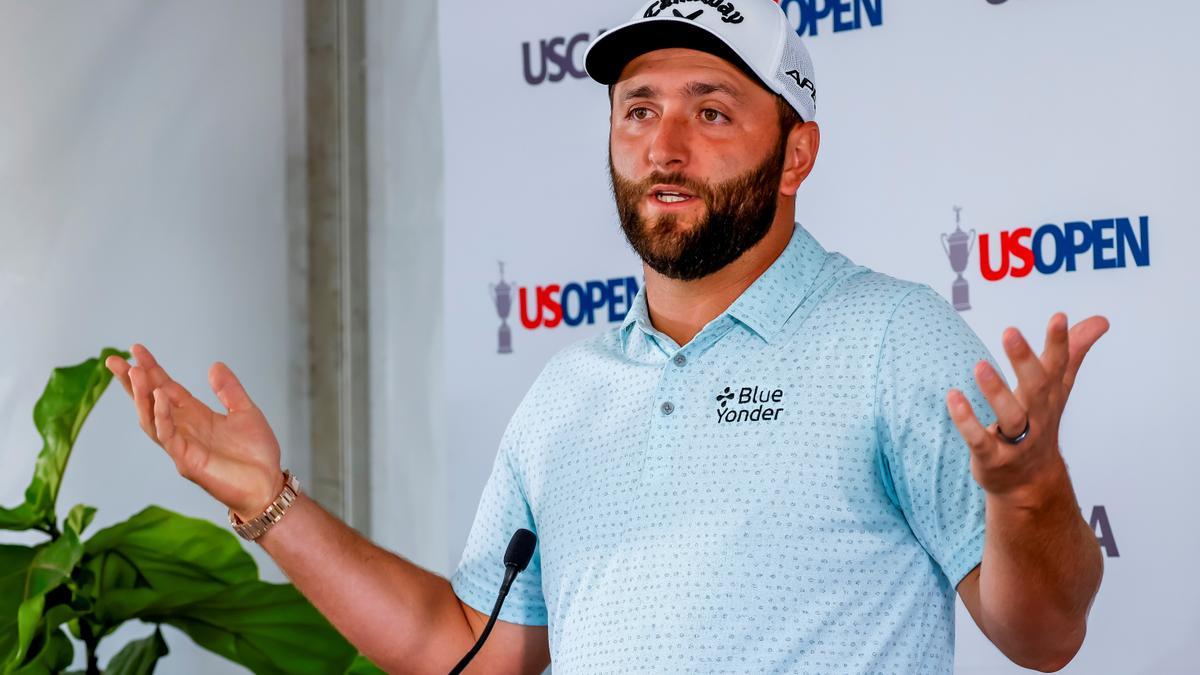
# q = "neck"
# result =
<box><xmin>643</xmin><ymin>204</ymin><xmax>795</xmax><ymax>347</ymax></box>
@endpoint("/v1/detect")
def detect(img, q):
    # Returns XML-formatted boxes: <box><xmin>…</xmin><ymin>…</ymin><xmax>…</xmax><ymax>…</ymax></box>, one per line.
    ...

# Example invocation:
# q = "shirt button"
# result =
<box><xmin>673</xmin><ymin>354</ymin><xmax>687</xmax><ymax>367</ymax></box>
<box><xmin>660</xmin><ymin>401</ymin><xmax>675</xmax><ymax>415</ymax></box>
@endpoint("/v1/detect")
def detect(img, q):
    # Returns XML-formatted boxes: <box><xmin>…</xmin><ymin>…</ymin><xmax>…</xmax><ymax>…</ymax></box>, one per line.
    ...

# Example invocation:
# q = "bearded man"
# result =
<box><xmin>107</xmin><ymin>0</ymin><xmax>1106</xmax><ymax>672</ymax></box>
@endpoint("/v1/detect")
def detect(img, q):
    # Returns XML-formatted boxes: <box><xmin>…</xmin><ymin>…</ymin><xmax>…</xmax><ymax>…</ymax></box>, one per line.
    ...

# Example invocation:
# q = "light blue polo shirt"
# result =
<box><xmin>451</xmin><ymin>223</ymin><xmax>999</xmax><ymax>674</ymax></box>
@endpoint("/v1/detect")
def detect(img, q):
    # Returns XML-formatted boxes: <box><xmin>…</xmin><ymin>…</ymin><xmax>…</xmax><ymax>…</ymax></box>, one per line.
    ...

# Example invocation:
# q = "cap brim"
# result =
<box><xmin>585</xmin><ymin>18</ymin><xmax>765</xmax><ymax>90</ymax></box>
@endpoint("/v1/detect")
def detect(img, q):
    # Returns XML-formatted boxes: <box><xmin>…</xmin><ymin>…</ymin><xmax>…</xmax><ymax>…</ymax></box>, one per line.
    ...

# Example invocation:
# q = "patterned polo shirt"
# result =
<box><xmin>451</xmin><ymin>223</ymin><xmax>998</xmax><ymax>674</ymax></box>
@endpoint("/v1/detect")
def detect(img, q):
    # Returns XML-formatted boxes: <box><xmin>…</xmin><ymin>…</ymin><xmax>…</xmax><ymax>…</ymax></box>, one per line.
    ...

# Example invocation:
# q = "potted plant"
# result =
<box><xmin>0</xmin><ymin>349</ymin><xmax>384</xmax><ymax>674</ymax></box>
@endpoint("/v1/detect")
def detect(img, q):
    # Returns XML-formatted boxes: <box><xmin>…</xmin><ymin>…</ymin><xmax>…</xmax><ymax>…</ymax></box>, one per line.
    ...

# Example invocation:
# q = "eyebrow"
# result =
<box><xmin>682</xmin><ymin>81</ymin><xmax>744</xmax><ymax>102</ymax></box>
<box><xmin>620</xmin><ymin>80</ymin><xmax>745</xmax><ymax>103</ymax></box>
<box><xmin>621</xmin><ymin>84</ymin><xmax>658</xmax><ymax>102</ymax></box>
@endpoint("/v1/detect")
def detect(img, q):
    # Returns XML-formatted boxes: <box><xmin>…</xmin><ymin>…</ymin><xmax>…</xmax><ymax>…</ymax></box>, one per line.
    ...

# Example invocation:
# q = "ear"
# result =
<box><xmin>779</xmin><ymin>121</ymin><xmax>820</xmax><ymax>197</ymax></box>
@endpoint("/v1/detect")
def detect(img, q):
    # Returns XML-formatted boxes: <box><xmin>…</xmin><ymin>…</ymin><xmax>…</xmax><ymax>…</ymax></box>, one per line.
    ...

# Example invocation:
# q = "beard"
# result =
<box><xmin>609</xmin><ymin>134</ymin><xmax>787</xmax><ymax>281</ymax></box>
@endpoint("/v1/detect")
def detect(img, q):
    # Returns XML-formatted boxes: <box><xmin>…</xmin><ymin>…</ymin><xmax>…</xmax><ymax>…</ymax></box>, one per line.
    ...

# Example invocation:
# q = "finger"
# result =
<box><xmin>1002</xmin><ymin>327</ymin><xmax>1049</xmax><ymax>404</ymax></box>
<box><xmin>131</xmin><ymin>343</ymin><xmax>160</xmax><ymax>369</ymax></box>
<box><xmin>1064</xmin><ymin>315</ymin><xmax>1110</xmax><ymax>396</ymax></box>
<box><xmin>1040</xmin><ymin>313</ymin><xmax>1069</xmax><ymax>379</ymax></box>
<box><xmin>132</xmin><ymin>343</ymin><xmax>177</xmax><ymax>390</ymax></box>
<box><xmin>128</xmin><ymin>366</ymin><xmax>157</xmax><ymax>439</ymax></box>
<box><xmin>947</xmin><ymin>389</ymin><xmax>996</xmax><ymax>460</ymax></box>
<box><xmin>209</xmin><ymin>362</ymin><xmax>256</xmax><ymax>413</ymax></box>
<box><xmin>158</xmin><ymin>379</ymin><xmax>195</xmax><ymax>407</ymax></box>
<box><xmin>152</xmin><ymin>388</ymin><xmax>181</xmax><ymax>460</ymax></box>
<box><xmin>105</xmin><ymin>355</ymin><xmax>135</xmax><ymax>399</ymax></box>
<box><xmin>973</xmin><ymin>361</ymin><xmax>1028</xmax><ymax>439</ymax></box>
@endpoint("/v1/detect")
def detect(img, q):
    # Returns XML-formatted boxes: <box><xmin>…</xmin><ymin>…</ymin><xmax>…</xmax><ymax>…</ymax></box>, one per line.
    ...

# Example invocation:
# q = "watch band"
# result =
<box><xmin>229</xmin><ymin>471</ymin><xmax>301</xmax><ymax>541</ymax></box>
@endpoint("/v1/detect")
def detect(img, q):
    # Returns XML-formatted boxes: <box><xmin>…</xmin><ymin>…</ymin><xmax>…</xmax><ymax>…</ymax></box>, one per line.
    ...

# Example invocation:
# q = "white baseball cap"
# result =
<box><xmin>584</xmin><ymin>0</ymin><xmax>817</xmax><ymax>122</ymax></box>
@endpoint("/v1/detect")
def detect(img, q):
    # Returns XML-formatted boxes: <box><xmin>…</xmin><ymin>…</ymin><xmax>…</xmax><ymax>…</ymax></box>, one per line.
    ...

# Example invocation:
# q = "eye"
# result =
<box><xmin>701</xmin><ymin>109</ymin><xmax>728</xmax><ymax>123</ymax></box>
<box><xmin>626</xmin><ymin>107</ymin><xmax>655</xmax><ymax>121</ymax></box>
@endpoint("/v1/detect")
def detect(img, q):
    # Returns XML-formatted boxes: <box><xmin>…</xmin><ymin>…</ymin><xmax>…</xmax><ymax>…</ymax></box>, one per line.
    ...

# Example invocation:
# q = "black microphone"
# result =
<box><xmin>448</xmin><ymin>529</ymin><xmax>538</xmax><ymax>675</ymax></box>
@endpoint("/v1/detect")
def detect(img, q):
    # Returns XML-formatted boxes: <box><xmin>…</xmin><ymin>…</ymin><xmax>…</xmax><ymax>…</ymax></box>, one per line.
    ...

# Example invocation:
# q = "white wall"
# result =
<box><xmin>0</xmin><ymin>2</ymin><xmax>304</xmax><ymax>672</ymax></box>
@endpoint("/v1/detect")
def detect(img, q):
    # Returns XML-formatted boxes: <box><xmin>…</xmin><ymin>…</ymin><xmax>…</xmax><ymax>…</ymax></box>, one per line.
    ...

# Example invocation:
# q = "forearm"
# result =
<box><xmin>977</xmin><ymin>457</ymin><xmax>1103</xmax><ymax>669</ymax></box>
<box><xmin>108</xmin><ymin>351</ymin><xmax>482</xmax><ymax>671</ymax></box>
<box><xmin>255</xmin><ymin>494</ymin><xmax>476</xmax><ymax>674</ymax></box>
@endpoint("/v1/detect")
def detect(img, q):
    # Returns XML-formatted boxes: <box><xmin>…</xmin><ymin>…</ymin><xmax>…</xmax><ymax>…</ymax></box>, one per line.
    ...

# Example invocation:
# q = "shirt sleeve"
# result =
<box><xmin>874</xmin><ymin>285</ymin><xmax>999</xmax><ymax>588</ymax></box>
<box><xmin>450</xmin><ymin>411</ymin><xmax>548</xmax><ymax>626</ymax></box>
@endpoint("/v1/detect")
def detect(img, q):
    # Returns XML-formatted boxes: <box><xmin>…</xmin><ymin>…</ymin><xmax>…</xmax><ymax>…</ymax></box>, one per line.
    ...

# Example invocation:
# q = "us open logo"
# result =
<box><xmin>487</xmin><ymin>262</ymin><xmax>641</xmax><ymax>354</ymax></box>
<box><xmin>938</xmin><ymin>207</ymin><xmax>1151</xmax><ymax>313</ymax></box>
<box><xmin>715</xmin><ymin>385</ymin><xmax>785</xmax><ymax>424</ymax></box>
<box><xmin>775</xmin><ymin>0</ymin><xmax>883</xmax><ymax>36</ymax></box>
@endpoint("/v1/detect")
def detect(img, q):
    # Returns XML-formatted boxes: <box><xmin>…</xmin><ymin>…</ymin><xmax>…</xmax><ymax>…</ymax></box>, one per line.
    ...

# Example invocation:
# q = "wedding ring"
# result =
<box><xmin>996</xmin><ymin>417</ymin><xmax>1031</xmax><ymax>444</ymax></box>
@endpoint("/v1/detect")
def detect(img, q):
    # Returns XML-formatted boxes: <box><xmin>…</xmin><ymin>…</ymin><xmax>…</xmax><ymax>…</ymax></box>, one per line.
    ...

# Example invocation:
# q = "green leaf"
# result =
<box><xmin>83</xmin><ymin>507</ymin><xmax>258</xmax><ymax>628</ymax></box>
<box><xmin>345</xmin><ymin>654</ymin><xmax>388</xmax><ymax>674</ymax></box>
<box><xmin>156</xmin><ymin>581</ymin><xmax>357</xmax><ymax>675</ymax></box>
<box><xmin>6</xmin><ymin>610</ymin><xmax>82</xmax><ymax>675</ymax></box>
<box><xmin>0</xmin><ymin>546</ymin><xmax>37</xmax><ymax>667</ymax></box>
<box><xmin>0</xmin><ymin>348</ymin><xmax>127</xmax><ymax>533</ymax></box>
<box><xmin>81</xmin><ymin>506</ymin><xmax>357</xmax><ymax>673</ymax></box>
<box><xmin>84</xmin><ymin>506</ymin><xmax>258</xmax><ymax>584</ymax></box>
<box><xmin>12</xmin><ymin>596</ymin><xmax>46</xmax><ymax>673</ymax></box>
<box><xmin>105</xmin><ymin>628</ymin><xmax>169</xmax><ymax>675</ymax></box>
<box><xmin>40</xmin><ymin>603</ymin><xmax>85</xmax><ymax>642</ymax></box>
<box><xmin>7</xmin><ymin>525</ymin><xmax>84</xmax><ymax>672</ymax></box>
<box><xmin>4</xmin><ymin>571</ymin><xmax>87</xmax><ymax>672</ymax></box>
<box><xmin>65</xmin><ymin>505</ymin><xmax>97</xmax><ymax>538</ymax></box>
<box><xmin>9</xmin><ymin>628</ymin><xmax>73</xmax><ymax>675</ymax></box>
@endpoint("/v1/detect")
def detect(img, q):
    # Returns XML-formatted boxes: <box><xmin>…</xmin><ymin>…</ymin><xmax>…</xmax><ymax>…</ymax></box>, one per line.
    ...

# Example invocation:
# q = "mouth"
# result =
<box><xmin>647</xmin><ymin>184</ymin><xmax>700</xmax><ymax>207</ymax></box>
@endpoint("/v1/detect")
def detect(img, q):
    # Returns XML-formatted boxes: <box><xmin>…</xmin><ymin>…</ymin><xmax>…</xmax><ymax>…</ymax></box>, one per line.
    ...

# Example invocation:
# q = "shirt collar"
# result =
<box><xmin>620</xmin><ymin>281</ymin><xmax>654</xmax><ymax>351</ymax></box>
<box><xmin>621</xmin><ymin>223</ymin><xmax>828</xmax><ymax>350</ymax></box>
<box><xmin>724</xmin><ymin>223</ymin><xmax>828</xmax><ymax>343</ymax></box>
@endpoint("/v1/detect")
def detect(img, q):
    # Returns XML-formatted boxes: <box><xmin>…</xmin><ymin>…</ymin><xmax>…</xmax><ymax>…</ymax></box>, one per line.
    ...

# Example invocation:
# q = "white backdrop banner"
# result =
<box><xmin>438</xmin><ymin>1</ymin><xmax>1198</xmax><ymax>672</ymax></box>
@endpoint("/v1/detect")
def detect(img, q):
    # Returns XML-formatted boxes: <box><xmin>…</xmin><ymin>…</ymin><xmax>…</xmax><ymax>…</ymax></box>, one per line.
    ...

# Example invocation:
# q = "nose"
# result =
<box><xmin>647</xmin><ymin>113</ymin><xmax>689</xmax><ymax>172</ymax></box>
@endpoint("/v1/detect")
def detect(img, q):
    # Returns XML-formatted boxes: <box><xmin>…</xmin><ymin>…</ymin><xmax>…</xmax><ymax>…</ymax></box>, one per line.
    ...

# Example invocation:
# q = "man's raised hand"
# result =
<box><xmin>105</xmin><ymin>344</ymin><xmax>284</xmax><ymax>520</ymax></box>
<box><xmin>946</xmin><ymin>313</ymin><xmax>1110</xmax><ymax>505</ymax></box>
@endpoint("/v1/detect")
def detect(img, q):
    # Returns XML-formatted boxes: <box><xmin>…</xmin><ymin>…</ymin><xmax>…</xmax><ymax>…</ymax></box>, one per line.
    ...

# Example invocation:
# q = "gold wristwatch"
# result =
<box><xmin>228</xmin><ymin>471</ymin><xmax>300</xmax><ymax>541</ymax></box>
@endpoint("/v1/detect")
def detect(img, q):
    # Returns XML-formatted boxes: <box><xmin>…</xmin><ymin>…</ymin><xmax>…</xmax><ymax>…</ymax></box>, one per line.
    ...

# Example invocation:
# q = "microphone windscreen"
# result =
<box><xmin>503</xmin><ymin>528</ymin><xmax>537</xmax><ymax>572</ymax></box>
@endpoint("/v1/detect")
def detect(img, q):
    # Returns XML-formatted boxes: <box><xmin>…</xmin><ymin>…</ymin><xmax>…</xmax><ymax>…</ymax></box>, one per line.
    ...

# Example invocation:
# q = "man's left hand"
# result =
<box><xmin>946</xmin><ymin>313</ymin><xmax>1109</xmax><ymax>504</ymax></box>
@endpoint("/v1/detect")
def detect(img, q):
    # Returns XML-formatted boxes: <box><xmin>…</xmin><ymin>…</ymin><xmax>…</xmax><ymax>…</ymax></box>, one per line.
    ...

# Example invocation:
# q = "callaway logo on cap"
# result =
<box><xmin>584</xmin><ymin>0</ymin><xmax>818</xmax><ymax>122</ymax></box>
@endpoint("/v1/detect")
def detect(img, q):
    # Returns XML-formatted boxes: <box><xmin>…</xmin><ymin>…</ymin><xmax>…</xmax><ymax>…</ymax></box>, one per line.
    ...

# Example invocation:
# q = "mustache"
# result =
<box><xmin>618</xmin><ymin>171</ymin><xmax>713</xmax><ymax>204</ymax></box>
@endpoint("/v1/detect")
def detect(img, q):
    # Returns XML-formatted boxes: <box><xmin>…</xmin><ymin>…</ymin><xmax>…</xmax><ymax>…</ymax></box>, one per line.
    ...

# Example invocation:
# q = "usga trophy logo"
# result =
<box><xmin>489</xmin><ymin>261</ymin><xmax>514</xmax><ymax>354</ymax></box>
<box><xmin>941</xmin><ymin>206</ymin><xmax>977</xmax><ymax>311</ymax></box>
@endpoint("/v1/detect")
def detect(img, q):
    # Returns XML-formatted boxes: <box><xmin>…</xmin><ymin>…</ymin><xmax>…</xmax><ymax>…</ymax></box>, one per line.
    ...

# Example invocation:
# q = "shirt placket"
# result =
<box><xmin>638</xmin><ymin>317</ymin><xmax>735</xmax><ymax>486</ymax></box>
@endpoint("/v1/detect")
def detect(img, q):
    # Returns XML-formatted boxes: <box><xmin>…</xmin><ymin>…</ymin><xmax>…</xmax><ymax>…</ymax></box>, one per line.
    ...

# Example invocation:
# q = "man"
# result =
<box><xmin>107</xmin><ymin>0</ymin><xmax>1105</xmax><ymax>672</ymax></box>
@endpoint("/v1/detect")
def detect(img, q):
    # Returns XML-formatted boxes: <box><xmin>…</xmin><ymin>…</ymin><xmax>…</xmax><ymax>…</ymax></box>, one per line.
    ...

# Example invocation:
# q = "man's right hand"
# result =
<box><xmin>108</xmin><ymin>345</ymin><xmax>553</xmax><ymax>673</ymax></box>
<box><xmin>106</xmin><ymin>344</ymin><xmax>284</xmax><ymax>521</ymax></box>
